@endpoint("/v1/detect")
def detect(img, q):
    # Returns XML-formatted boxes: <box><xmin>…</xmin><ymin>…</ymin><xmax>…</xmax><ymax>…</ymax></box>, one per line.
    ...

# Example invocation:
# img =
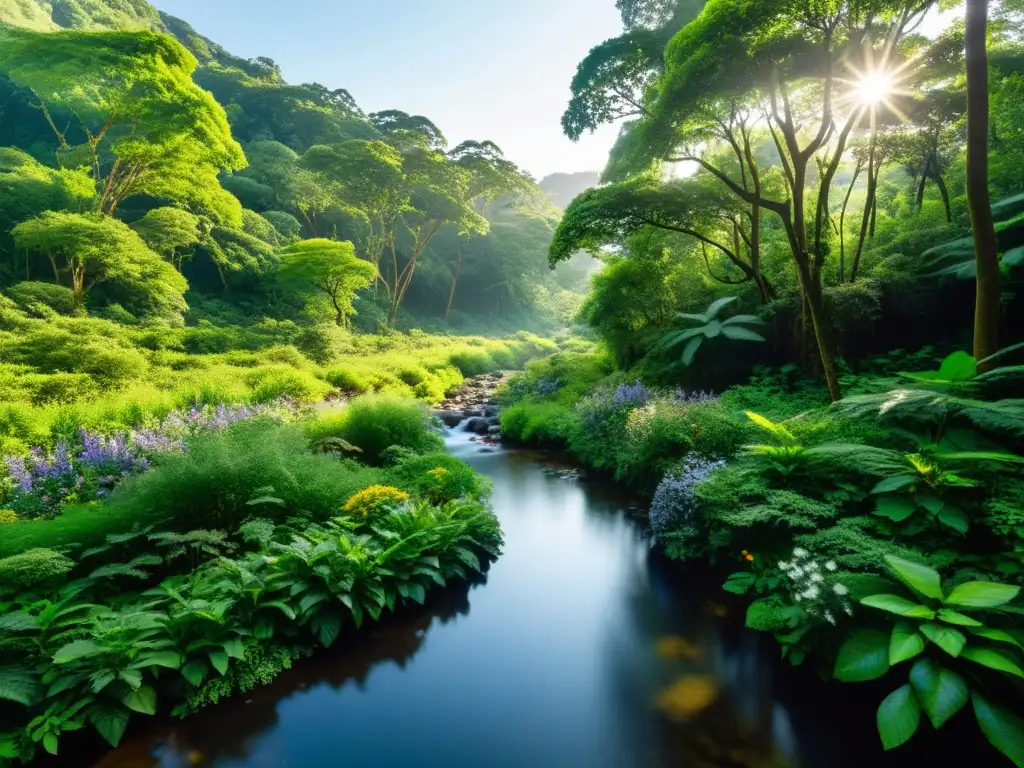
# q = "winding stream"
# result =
<box><xmin>91</xmin><ymin>424</ymin><xmax>960</xmax><ymax>768</ymax></box>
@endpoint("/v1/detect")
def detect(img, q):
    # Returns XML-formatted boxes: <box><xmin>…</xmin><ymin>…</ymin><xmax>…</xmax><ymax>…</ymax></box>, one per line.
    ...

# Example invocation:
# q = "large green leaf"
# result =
<box><xmin>122</xmin><ymin>685</ymin><xmax>157</xmax><ymax>716</ymax></box>
<box><xmin>909</xmin><ymin>658</ymin><xmax>969</xmax><ymax>729</ymax></box>
<box><xmin>132</xmin><ymin>651</ymin><xmax>181</xmax><ymax>670</ymax></box>
<box><xmin>889</xmin><ymin>622</ymin><xmax>926</xmax><ymax>665</ymax></box>
<box><xmin>970</xmin><ymin>628</ymin><xmax>1024</xmax><ymax>649</ymax></box>
<box><xmin>0</xmin><ymin>666</ymin><xmax>42</xmax><ymax>706</ymax></box>
<box><xmin>885</xmin><ymin>556</ymin><xmax>944</xmax><ymax>600</ymax></box>
<box><xmin>872</xmin><ymin>476</ymin><xmax>917</xmax><ymax>494</ymax></box>
<box><xmin>90</xmin><ymin>705</ymin><xmax>130</xmax><ymax>747</ymax></box>
<box><xmin>946</xmin><ymin>582</ymin><xmax>1021</xmax><ymax>608</ymax></box>
<box><xmin>919</xmin><ymin>623</ymin><xmax>966</xmax><ymax>657</ymax></box>
<box><xmin>208</xmin><ymin>648</ymin><xmax>229</xmax><ymax>676</ymax></box>
<box><xmin>973</xmin><ymin>692</ymin><xmax>1024</xmax><ymax>767</ymax></box>
<box><xmin>936</xmin><ymin>608</ymin><xmax>983</xmax><ymax>627</ymax></box>
<box><xmin>937</xmin><ymin>505</ymin><xmax>969</xmax><ymax>534</ymax></box>
<box><xmin>180</xmin><ymin>660</ymin><xmax>208</xmax><ymax>687</ymax></box>
<box><xmin>222</xmin><ymin>637</ymin><xmax>245</xmax><ymax>660</ymax></box>
<box><xmin>681</xmin><ymin>336</ymin><xmax>703</xmax><ymax>366</ymax></box>
<box><xmin>861</xmin><ymin>594</ymin><xmax>936</xmax><ymax>619</ymax></box>
<box><xmin>834</xmin><ymin>629</ymin><xmax>891</xmax><ymax>682</ymax></box>
<box><xmin>961</xmin><ymin>648</ymin><xmax>1024</xmax><ymax>678</ymax></box>
<box><xmin>703</xmin><ymin>319</ymin><xmax>723</xmax><ymax>338</ymax></box>
<box><xmin>702</xmin><ymin>296</ymin><xmax>738</xmax><ymax>320</ymax></box>
<box><xmin>720</xmin><ymin>325</ymin><xmax>766</xmax><ymax>342</ymax></box>
<box><xmin>874</xmin><ymin>495</ymin><xmax>918</xmax><ymax>521</ymax></box>
<box><xmin>316</xmin><ymin>611</ymin><xmax>342</xmax><ymax>648</ymax></box>
<box><xmin>877</xmin><ymin>685</ymin><xmax>922</xmax><ymax>750</ymax></box>
<box><xmin>52</xmin><ymin>640</ymin><xmax>105</xmax><ymax>664</ymax></box>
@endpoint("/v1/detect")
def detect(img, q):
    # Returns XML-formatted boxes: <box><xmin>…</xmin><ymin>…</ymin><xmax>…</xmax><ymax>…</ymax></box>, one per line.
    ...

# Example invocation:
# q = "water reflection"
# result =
<box><xmin>93</xmin><ymin>433</ymin><xmax>854</xmax><ymax>767</ymax></box>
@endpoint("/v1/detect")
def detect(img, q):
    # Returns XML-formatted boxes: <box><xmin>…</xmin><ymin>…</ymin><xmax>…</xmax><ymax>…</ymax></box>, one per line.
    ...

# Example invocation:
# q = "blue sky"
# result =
<box><xmin>152</xmin><ymin>0</ymin><xmax>624</xmax><ymax>179</ymax></box>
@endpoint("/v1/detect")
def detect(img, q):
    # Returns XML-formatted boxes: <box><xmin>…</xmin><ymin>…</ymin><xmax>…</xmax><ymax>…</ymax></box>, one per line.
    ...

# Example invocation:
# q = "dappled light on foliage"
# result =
<box><xmin>654</xmin><ymin>675</ymin><xmax>720</xmax><ymax>720</ymax></box>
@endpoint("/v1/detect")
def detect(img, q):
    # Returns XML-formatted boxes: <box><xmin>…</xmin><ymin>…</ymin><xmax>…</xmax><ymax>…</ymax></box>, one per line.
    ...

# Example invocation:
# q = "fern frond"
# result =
<box><xmin>745</xmin><ymin>411</ymin><xmax>798</xmax><ymax>445</ymax></box>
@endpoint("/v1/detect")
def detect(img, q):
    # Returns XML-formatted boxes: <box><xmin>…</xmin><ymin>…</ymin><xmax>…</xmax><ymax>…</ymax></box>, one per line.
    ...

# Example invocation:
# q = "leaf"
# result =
<box><xmin>936</xmin><ymin>608</ymin><xmax>983</xmax><ymax>627</ymax></box>
<box><xmin>43</xmin><ymin>732</ymin><xmax>59</xmax><ymax>756</ymax></box>
<box><xmin>723</xmin><ymin>572</ymin><xmax>755</xmax><ymax>595</ymax></box>
<box><xmin>936</xmin><ymin>451</ymin><xmax>1024</xmax><ymax>465</ymax></box>
<box><xmin>961</xmin><ymin>648</ymin><xmax>1024</xmax><ymax>678</ymax></box>
<box><xmin>90</xmin><ymin>705</ymin><xmax>130</xmax><ymax>747</ymax></box>
<box><xmin>0</xmin><ymin>666</ymin><xmax>42</xmax><ymax>706</ymax></box>
<box><xmin>134</xmin><ymin>651</ymin><xmax>181</xmax><ymax>670</ymax></box>
<box><xmin>703</xmin><ymin>296</ymin><xmax>738</xmax><ymax>320</ymax></box>
<box><xmin>973</xmin><ymin>692</ymin><xmax>1024</xmax><ymax>767</ymax></box>
<box><xmin>122</xmin><ymin>685</ymin><xmax>157</xmax><ymax>716</ymax></box>
<box><xmin>970</xmin><ymin>628</ymin><xmax>1024</xmax><ymax>649</ymax></box>
<box><xmin>405</xmin><ymin>582</ymin><xmax>426</xmax><ymax>605</ymax></box>
<box><xmin>919</xmin><ymin>623</ymin><xmax>966</xmax><ymax>657</ymax></box>
<box><xmin>874</xmin><ymin>495</ymin><xmax>918</xmax><ymax>522</ymax></box>
<box><xmin>720</xmin><ymin>325</ymin><xmax>766</xmax><ymax>342</ymax></box>
<box><xmin>181</xmin><ymin>660</ymin><xmax>208</xmax><ymax>687</ymax></box>
<box><xmin>877</xmin><ymin>685</ymin><xmax>921</xmax><ymax>750</ymax></box>
<box><xmin>222</xmin><ymin>638</ymin><xmax>244</xmax><ymax>660</ymax></box>
<box><xmin>0</xmin><ymin>611</ymin><xmax>40</xmax><ymax>632</ymax></box>
<box><xmin>208</xmin><ymin>648</ymin><xmax>229</xmax><ymax>676</ymax></box>
<box><xmin>872</xmin><ymin>475</ymin><xmax>917</xmax><ymax>494</ymax></box>
<box><xmin>936</xmin><ymin>351</ymin><xmax>978</xmax><ymax>382</ymax></box>
<box><xmin>1002</xmin><ymin>246</ymin><xmax>1024</xmax><ymax>267</ymax></box>
<box><xmin>889</xmin><ymin>622</ymin><xmax>926</xmax><ymax>665</ymax></box>
<box><xmin>118</xmin><ymin>668</ymin><xmax>142</xmax><ymax>690</ymax></box>
<box><xmin>946</xmin><ymin>581</ymin><xmax>1021</xmax><ymax>608</ymax></box>
<box><xmin>263</xmin><ymin>601</ymin><xmax>296</xmax><ymax>620</ymax></box>
<box><xmin>909</xmin><ymin>658</ymin><xmax>968</xmax><ymax>729</ymax></box>
<box><xmin>681</xmin><ymin>336</ymin><xmax>703</xmax><ymax>366</ymax></box>
<box><xmin>937</xmin><ymin>504</ymin><xmax>969</xmax><ymax>534</ymax></box>
<box><xmin>861</xmin><ymin>594</ymin><xmax>936</xmax><ymax>619</ymax></box>
<box><xmin>722</xmin><ymin>314</ymin><xmax>763</xmax><ymax>326</ymax></box>
<box><xmin>885</xmin><ymin>556</ymin><xmax>944</xmax><ymax>600</ymax></box>
<box><xmin>834</xmin><ymin>629</ymin><xmax>890</xmax><ymax>682</ymax></box>
<box><xmin>53</xmin><ymin>640</ymin><xmax>105</xmax><ymax>664</ymax></box>
<box><xmin>703</xmin><ymin>319</ymin><xmax>723</xmax><ymax>338</ymax></box>
<box><xmin>316</xmin><ymin>612</ymin><xmax>342</xmax><ymax>648</ymax></box>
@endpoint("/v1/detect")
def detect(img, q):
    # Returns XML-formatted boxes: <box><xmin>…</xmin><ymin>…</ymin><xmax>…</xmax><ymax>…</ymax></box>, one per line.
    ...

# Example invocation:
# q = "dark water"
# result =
<box><xmin>91</xmin><ymin>427</ymin><xmax>979</xmax><ymax>768</ymax></box>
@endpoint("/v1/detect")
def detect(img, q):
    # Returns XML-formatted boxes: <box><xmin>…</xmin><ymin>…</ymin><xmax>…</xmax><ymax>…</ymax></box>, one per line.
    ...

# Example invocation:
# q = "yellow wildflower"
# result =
<box><xmin>342</xmin><ymin>485</ymin><xmax>409</xmax><ymax>518</ymax></box>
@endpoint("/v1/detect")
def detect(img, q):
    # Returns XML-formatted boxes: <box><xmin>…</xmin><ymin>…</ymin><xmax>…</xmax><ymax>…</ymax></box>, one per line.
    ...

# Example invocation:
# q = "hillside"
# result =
<box><xmin>538</xmin><ymin>171</ymin><xmax>601</xmax><ymax>210</ymax></box>
<box><xmin>0</xmin><ymin>0</ymin><xmax>161</xmax><ymax>31</ymax></box>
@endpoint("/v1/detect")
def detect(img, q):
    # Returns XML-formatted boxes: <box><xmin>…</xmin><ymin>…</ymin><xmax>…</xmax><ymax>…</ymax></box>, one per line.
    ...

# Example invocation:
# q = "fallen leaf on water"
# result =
<box><xmin>655</xmin><ymin>675</ymin><xmax>720</xmax><ymax>720</ymax></box>
<box><xmin>655</xmin><ymin>635</ymin><xmax>701</xmax><ymax>660</ymax></box>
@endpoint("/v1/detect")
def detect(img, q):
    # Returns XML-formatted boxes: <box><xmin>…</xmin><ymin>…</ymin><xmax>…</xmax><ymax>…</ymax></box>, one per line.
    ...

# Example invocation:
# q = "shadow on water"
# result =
<box><xmin>92</xmin><ymin>426</ymin><xmax>981</xmax><ymax>768</ymax></box>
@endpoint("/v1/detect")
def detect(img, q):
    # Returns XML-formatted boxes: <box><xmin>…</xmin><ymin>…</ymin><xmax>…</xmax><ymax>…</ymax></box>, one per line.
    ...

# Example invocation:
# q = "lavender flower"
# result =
<box><xmin>673</xmin><ymin>388</ymin><xmax>719</xmax><ymax>405</ymax></box>
<box><xmin>614</xmin><ymin>380</ymin><xmax>652</xmax><ymax>408</ymax></box>
<box><xmin>648</xmin><ymin>456</ymin><xmax>726</xmax><ymax>534</ymax></box>
<box><xmin>4</xmin><ymin>456</ymin><xmax>33</xmax><ymax>493</ymax></box>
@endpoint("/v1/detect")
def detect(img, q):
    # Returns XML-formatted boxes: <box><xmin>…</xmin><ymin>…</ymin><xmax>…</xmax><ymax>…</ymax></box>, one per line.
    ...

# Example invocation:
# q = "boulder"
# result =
<box><xmin>434</xmin><ymin>410</ymin><xmax>467</xmax><ymax>428</ymax></box>
<box><xmin>487</xmin><ymin>425</ymin><xmax>502</xmax><ymax>435</ymax></box>
<box><xmin>466</xmin><ymin>417</ymin><xmax>490</xmax><ymax>435</ymax></box>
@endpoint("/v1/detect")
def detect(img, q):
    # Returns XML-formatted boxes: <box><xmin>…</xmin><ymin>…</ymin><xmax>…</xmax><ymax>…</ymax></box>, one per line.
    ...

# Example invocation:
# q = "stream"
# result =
<box><xmin>91</xmin><ymin>423</ymin><xmax>974</xmax><ymax>768</ymax></box>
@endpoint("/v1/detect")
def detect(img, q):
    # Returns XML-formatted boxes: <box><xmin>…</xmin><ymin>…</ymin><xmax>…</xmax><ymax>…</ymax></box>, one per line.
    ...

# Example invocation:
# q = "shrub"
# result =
<box><xmin>0</xmin><ymin>509</ymin><xmax>18</xmax><ymax>524</ymax></box>
<box><xmin>245</xmin><ymin>365</ymin><xmax>332</xmax><ymax>403</ymax></box>
<box><xmin>341</xmin><ymin>485</ymin><xmax>410</xmax><ymax>519</ymax></box>
<box><xmin>448</xmin><ymin>349</ymin><xmax>496</xmax><ymax>376</ymax></box>
<box><xmin>649</xmin><ymin>456</ymin><xmax>727</xmax><ymax>559</ymax></box>
<box><xmin>6</xmin><ymin>282</ymin><xmax>77</xmax><ymax>316</ymax></box>
<box><xmin>325</xmin><ymin>366</ymin><xmax>371</xmax><ymax>394</ymax></box>
<box><xmin>486</xmin><ymin>345</ymin><xmax>515</xmax><ymax>369</ymax></box>
<box><xmin>100</xmin><ymin>420</ymin><xmax>386</xmax><ymax>534</ymax></box>
<box><xmin>328</xmin><ymin>394</ymin><xmax>444</xmax><ymax>465</ymax></box>
<box><xmin>385</xmin><ymin>452</ymin><xmax>490</xmax><ymax>504</ymax></box>
<box><xmin>0</xmin><ymin>548</ymin><xmax>75</xmax><ymax>591</ymax></box>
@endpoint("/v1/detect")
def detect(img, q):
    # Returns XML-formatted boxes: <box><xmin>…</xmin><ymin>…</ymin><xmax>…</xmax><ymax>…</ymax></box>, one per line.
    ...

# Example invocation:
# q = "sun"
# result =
<box><xmin>853</xmin><ymin>70</ymin><xmax>896</xmax><ymax>106</ymax></box>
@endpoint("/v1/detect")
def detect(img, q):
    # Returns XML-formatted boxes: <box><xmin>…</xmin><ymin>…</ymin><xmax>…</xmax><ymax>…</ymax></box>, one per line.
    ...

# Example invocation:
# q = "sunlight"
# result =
<box><xmin>853</xmin><ymin>70</ymin><xmax>896</xmax><ymax>106</ymax></box>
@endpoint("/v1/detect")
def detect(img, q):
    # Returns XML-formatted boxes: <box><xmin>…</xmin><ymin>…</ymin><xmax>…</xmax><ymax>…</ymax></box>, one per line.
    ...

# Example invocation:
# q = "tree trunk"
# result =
<box><xmin>934</xmin><ymin>173</ymin><xmax>952</xmax><ymax>222</ymax></box>
<box><xmin>966</xmin><ymin>0</ymin><xmax>1001</xmax><ymax>371</ymax></box>
<box><xmin>445</xmin><ymin>249</ymin><xmax>463</xmax><ymax>321</ymax></box>
<box><xmin>851</xmin><ymin>137</ymin><xmax>878</xmax><ymax>282</ymax></box>
<box><xmin>839</xmin><ymin>162</ymin><xmax>863</xmax><ymax>282</ymax></box>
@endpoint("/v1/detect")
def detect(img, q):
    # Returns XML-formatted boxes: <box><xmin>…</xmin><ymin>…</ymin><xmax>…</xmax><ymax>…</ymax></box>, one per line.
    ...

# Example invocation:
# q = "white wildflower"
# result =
<box><xmin>793</xmin><ymin>547</ymin><xmax>808</xmax><ymax>558</ymax></box>
<box><xmin>790</xmin><ymin>566</ymin><xmax>804</xmax><ymax>579</ymax></box>
<box><xmin>805</xmin><ymin>586</ymin><xmax>820</xmax><ymax>600</ymax></box>
<box><xmin>777</xmin><ymin>561</ymin><xmax>791</xmax><ymax>571</ymax></box>
<box><xmin>845</xmin><ymin>606</ymin><xmax>854</xmax><ymax>616</ymax></box>
<box><xmin>825</xmin><ymin>560</ymin><xmax>837</xmax><ymax>572</ymax></box>
<box><xmin>807</xmin><ymin>561</ymin><xmax>820</xmax><ymax>571</ymax></box>
<box><xmin>794</xmin><ymin>593</ymin><xmax>802</xmax><ymax>602</ymax></box>
<box><xmin>833</xmin><ymin>583</ymin><xmax>849</xmax><ymax>596</ymax></box>
<box><xmin>824</xmin><ymin>610</ymin><xmax>836</xmax><ymax>625</ymax></box>
<box><xmin>810</xmin><ymin>572</ymin><xmax>824</xmax><ymax>584</ymax></box>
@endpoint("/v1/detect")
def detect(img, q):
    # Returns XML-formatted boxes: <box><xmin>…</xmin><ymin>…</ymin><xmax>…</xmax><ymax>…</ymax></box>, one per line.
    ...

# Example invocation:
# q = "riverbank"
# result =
<box><xmin>495</xmin><ymin>349</ymin><xmax>1024</xmax><ymax>765</ymax></box>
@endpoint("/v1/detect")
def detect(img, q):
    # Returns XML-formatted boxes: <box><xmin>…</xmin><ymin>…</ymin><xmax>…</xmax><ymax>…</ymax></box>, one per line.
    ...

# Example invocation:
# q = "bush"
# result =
<box><xmin>100</xmin><ymin>420</ymin><xmax>386</xmax><ymax>533</ymax></box>
<box><xmin>341</xmin><ymin>485</ymin><xmax>410</xmax><ymax>519</ymax></box>
<box><xmin>245</xmin><ymin>365</ymin><xmax>332</xmax><ymax>403</ymax></box>
<box><xmin>325</xmin><ymin>365</ymin><xmax>371</xmax><ymax>394</ymax></box>
<box><xmin>501</xmin><ymin>402</ymin><xmax>576</xmax><ymax>446</ymax></box>
<box><xmin>6</xmin><ymin>282</ymin><xmax>77</xmax><ymax>316</ymax></box>
<box><xmin>448</xmin><ymin>349</ymin><xmax>497</xmax><ymax>376</ymax></box>
<box><xmin>0</xmin><ymin>548</ymin><xmax>75</xmax><ymax>592</ymax></box>
<box><xmin>385</xmin><ymin>452</ymin><xmax>490</xmax><ymax>504</ymax></box>
<box><xmin>326</xmin><ymin>394</ymin><xmax>444</xmax><ymax>465</ymax></box>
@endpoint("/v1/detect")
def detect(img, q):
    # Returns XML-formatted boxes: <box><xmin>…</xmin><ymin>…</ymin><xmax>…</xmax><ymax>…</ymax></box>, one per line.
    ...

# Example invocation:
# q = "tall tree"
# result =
<box><xmin>0</xmin><ymin>28</ymin><xmax>246</xmax><ymax>219</ymax></box>
<box><xmin>131</xmin><ymin>207</ymin><xmax>202</xmax><ymax>271</ymax></box>
<box><xmin>277</xmin><ymin>239</ymin><xmax>376</xmax><ymax>326</ymax></box>
<box><xmin>965</xmin><ymin>0</ymin><xmax>1002</xmax><ymax>370</ymax></box>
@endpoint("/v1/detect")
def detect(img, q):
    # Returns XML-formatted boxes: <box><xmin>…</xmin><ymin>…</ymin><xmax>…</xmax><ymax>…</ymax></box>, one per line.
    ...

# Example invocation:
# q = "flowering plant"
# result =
<box><xmin>342</xmin><ymin>485</ymin><xmax>410</xmax><ymax>519</ymax></box>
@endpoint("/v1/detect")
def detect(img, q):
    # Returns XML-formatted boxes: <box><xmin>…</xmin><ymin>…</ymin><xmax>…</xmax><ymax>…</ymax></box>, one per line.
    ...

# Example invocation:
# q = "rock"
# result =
<box><xmin>487</xmin><ymin>425</ymin><xmax>502</xmax><ymax>435</ymax></box>
<box><xmin>465</xmin><ymin>417</ymin><xmax>490</xmax><ymax>435</ymax></box>
<box><xmin>483</xmin><ymin>404</ymin><xmax>500</xmax><ymax>417</ymax></box>
<box><xmin>434</xmin><ymin>410</ymin><xmax>467</xmax><ymax>428</ymax></box>
<box><xmin>486</xmin><ymin>415</ymin><xmax>500</xmax><ymax>427</ymax></box>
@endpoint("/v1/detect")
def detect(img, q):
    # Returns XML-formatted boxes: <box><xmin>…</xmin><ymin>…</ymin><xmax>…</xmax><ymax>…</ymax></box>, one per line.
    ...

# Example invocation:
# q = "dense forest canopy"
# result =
<box><xmin>0</xmin><ymin>1</ymin><xmax>589</xmax><ymax>333</ymax></box>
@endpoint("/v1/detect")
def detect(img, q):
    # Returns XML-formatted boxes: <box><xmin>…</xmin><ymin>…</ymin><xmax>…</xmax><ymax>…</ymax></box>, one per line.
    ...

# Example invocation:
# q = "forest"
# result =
<box><xmin>0</xmin><ymin>0</ymin><xmax>1023</xmax><ymax>765</ymax></box>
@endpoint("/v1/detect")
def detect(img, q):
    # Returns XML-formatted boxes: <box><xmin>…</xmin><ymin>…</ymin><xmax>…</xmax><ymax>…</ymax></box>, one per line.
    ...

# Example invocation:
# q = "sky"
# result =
<box><xmin>151</xmin><ymin>0</ymin><xmax>624</xmax><ymax>180</ymax></box>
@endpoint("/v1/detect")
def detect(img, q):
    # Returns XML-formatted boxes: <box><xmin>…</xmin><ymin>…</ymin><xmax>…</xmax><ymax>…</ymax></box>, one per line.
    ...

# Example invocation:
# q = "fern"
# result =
<box><xmin>834</xmin><ymin>390</ymin><xmax>1024</xmax><ymax>438</ymax></box>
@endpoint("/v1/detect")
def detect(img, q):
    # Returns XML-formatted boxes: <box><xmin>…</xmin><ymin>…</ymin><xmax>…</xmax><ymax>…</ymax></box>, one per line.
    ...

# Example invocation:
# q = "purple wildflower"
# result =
<box><xmin>674</xmin><ymin>388</ymin><xmax>718</xmax><ymax>405</ymax></box>
<box><xmin>649</xmin><ymin>456</ymin><xmax>726</xmax><ymax>534</ymax></box>
<box><xmin>5</xmin><ymin>456</ymin><xmax>33</xmax><ymax>493</ymax></box>
<box><xmin>614</xmin><ymin>380</ymin><xmax>651</xmax><ymax>407</ymax></box>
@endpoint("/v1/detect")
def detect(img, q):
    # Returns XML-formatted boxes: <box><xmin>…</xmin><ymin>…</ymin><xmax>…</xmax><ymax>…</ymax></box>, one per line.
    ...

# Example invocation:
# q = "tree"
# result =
<box><xmin>388</xmin><ymin>148</ymin><xmax>488</xmax><ymax>326</ymax></box>
<box><xmin>12</xmin><ymin>211</ymin><xmax>187</xmax><ymax>311</ymax></box>
<box><xmin>277</xmin><ymin>239</ymin><xmax>376</xmax><ymax>326</ymax></box>
<box><xmin>965</xmin><ymin>0</ymin><xmax>1001</xmax><ymax>370</ymax></box>
<box><xmin>131</xmin><ymin>207</ymin><xmax>202</xmax><ymax>271</ymax></box>
<box><xmin>369</xmin><ymin>110</ymin><xmax>447</xmax><ymax>151</ymax></box>
<box><xmin>0</xmin><ymin>28</ymin><xmax>246</xmax><ymax>218</ymax></box>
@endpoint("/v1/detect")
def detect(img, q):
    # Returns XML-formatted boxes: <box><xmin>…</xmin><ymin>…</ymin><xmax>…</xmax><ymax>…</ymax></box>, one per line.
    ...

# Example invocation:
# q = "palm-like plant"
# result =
<box><xmin>657</xmin><ymin>297</ymin><xmax>766</xmax><ymax>366</ymax></box>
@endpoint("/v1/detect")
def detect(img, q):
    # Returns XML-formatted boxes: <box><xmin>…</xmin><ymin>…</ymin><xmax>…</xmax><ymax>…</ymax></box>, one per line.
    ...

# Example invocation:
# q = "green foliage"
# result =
<box><xmin>277</xmin><ymin>239</ymin><xmax>376</xmax><ymax>327</ymax></box>
<box><xmin>656</xmin><ymin>297</ymin><xmax>765</xmax><ymax>367</ymax></box>
<box><xmin>0</xmin><ymin>549</ymin><xmax>75</xmax><ymax>592</ymax></box>
<box><xmin>5</xmin><ymin>282</ymin><xmax>77</xmax><ymax>317</ymax></box>
<box><xmin>313</xmin><ymin>395</ymin><xmax>444</xmax><ymax>466</ymax></box>
<box><xmin>384</xmin><ymin>453</ymin><xmax>490</xmax><ymax>504</ymax></box>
